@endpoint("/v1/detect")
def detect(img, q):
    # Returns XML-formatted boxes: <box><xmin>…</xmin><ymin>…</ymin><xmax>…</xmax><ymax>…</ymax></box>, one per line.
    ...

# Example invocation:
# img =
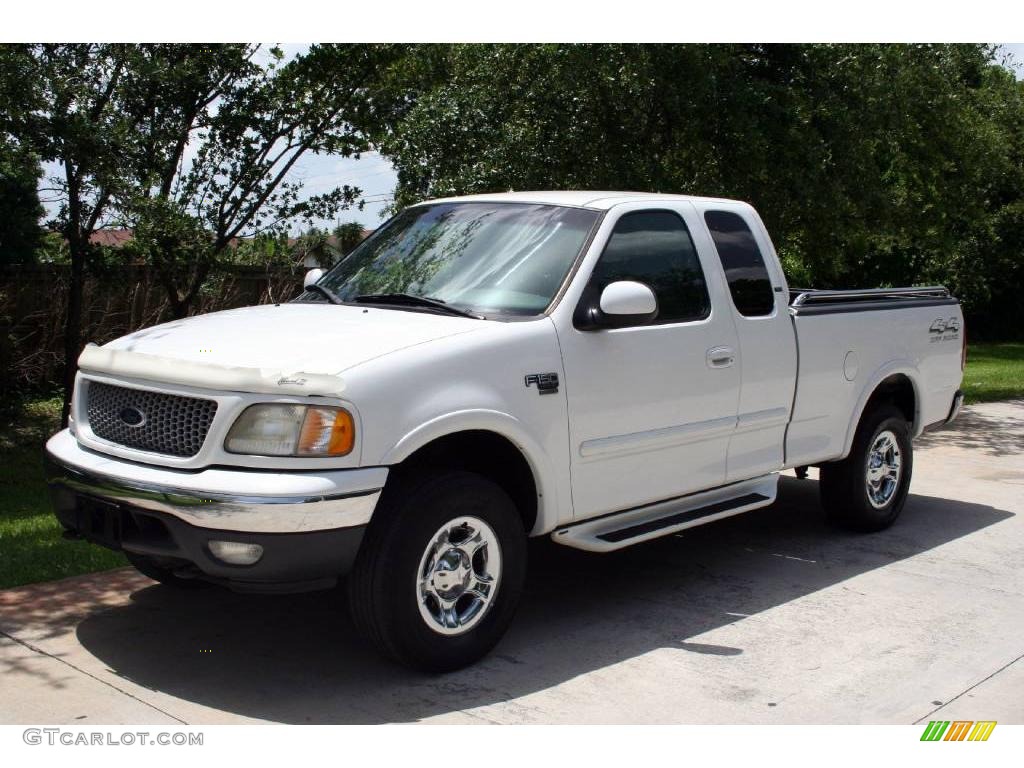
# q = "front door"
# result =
<box><xmin>555</xmin><ymin>204</ymin><xmax>741</xmax><ymax>520</ymax></box>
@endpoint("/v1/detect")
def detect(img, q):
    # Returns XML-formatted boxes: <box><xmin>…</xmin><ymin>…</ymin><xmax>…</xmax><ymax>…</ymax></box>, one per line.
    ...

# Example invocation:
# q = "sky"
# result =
<box><xmin>39</xmin><ymin>43</ymin><xmax>1024</xmax><ymax>235</ymax></box>
<box><xmin>998</xmin><ymin>42</ymin><xmax>1024</xmax><ymax>78</ymax></box>
<box><xmin>286</xmin><ymin>150</ymin><xmax>398</xmax><ymax>230</ymax></box>
<box><xmin>251</xmin><ymin>44</ymin><xmax>397</xmax><ymax>230</ymax></box>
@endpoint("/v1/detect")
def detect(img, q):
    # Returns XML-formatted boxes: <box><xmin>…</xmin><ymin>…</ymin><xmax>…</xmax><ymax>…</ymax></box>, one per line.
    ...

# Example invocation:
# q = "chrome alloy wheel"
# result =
<box><xmin>865</xmin><ymin>429</ymin><xmax>902</xmax><ymax>509</ymax></box>
<box><xmin>416</xmin><ymin>516</ymin><xmax>502</xmax><ymax>636</ymax></box>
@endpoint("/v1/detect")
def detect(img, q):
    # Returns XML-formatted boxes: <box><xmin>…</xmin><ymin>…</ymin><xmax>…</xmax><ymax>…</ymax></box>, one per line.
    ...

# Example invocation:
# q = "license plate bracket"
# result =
<box><xmin>77</xmin><ymin>496</ymin><xmax>124</xmax><ymax>550</ymax></box>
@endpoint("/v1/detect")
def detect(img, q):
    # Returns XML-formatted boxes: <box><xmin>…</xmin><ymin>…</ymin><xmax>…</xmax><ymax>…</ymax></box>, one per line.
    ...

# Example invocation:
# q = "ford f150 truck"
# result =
<box><xmin>45</xmin><ymin>191</ymin><xmax>965</xmax><ymax>671</ymax></box>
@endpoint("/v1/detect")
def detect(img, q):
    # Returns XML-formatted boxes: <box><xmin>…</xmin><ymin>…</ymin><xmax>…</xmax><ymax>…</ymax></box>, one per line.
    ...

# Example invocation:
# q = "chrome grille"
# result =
<box><xmin>86</xmin><ymin>381</ymin><xmax>218</xmax><ymax>458</ymax></box>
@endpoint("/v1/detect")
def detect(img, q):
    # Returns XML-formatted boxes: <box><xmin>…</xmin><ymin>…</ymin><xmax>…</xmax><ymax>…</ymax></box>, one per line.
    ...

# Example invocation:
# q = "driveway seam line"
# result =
<box><xmin>911</xmin><ymin>652</ymin><xmax>1024</xmax><ymax>724</ymax></box>
<box><xmin>0</xmin><ymin>628</ymin><xmax>189</xmax><ymax>725</ymax></box>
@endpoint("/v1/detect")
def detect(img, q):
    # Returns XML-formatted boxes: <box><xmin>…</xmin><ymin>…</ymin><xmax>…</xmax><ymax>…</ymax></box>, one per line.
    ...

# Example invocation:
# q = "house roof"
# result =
<box><xmin>88</xmin><ymin>229</ymin><xmax>135</xmax><ymax>247</ymax></box>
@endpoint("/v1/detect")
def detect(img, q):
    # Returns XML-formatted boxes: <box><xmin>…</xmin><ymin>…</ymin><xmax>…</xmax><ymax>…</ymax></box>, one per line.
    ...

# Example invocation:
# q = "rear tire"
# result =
<box><xmin>347</xmin><ymin>470</ymin><xmax>527</xmax><ymax>672</ymax></box>
<box><xmin>125</xmin><ymin>552</ymin><xmax>207</xmax><ymax>589</ymax></box>
<box><xmin>820</xmin><ymin>405</ymin><xmax>913</xmax><ymax>532</ymax></box>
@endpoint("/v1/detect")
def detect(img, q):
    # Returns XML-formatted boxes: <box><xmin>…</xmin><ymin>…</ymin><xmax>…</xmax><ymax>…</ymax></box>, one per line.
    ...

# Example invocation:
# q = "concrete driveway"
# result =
<box><xmin>2</xmin><ymin>401</ymin><xmax>1022</xmax><ymax>725</ymax></box>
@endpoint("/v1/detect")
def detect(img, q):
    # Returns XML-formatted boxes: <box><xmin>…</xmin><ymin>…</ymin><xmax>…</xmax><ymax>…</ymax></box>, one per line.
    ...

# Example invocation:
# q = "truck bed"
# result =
<box><xmin>784</xmin><ymin>286</ymin><xmax>964</xmax><ymax>468</ymax></box>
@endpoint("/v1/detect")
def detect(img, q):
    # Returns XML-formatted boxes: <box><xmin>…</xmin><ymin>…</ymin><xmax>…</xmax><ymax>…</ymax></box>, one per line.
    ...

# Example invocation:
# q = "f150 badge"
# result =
<box><xmin>929</xmin><ymin>317</ymin><xmax>961</xmax><ymax>342</ymax></box>
<box><xmin>525</xmin><ymin>372</ymin><xmax>559</xmax><ymax>394</ymax></box>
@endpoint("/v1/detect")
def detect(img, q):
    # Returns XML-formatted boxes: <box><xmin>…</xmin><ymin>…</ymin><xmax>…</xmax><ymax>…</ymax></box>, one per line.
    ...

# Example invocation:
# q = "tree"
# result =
<box><xmin>378</xmin><ymin>44</ymin><xmax>1024</xmax><ymax>332</ymax></box>
<box><xmin>0</xmin><ymin>50</ymin><xmax>43</xmax><ymax>265</ymax></box>
<box><xmin>122</xmin><ymin>43</ymin><xmax>407</xmax><ymax>318</ymax></box>
<box><xmin>334</xmin><ymin>221</ymin><xmax>367</xmax><ymax>256</ymax></box>
<box><xmin>291</xmin><ymin>227</ymin><xmax>339</xmax><ymax>269</ymax></box>
<box><xmin>1</xmin><ymin>44</ymin><xmax>151</xmax><ymax>425</ymax></box>
<box><xmin>3</xmin><ymin>43</ymin><xmax>406</xmax><ymax>424</ymax></box>
<box><xmin>0</xmin><ymin>141</ymin><xmax>43</xmax><ymax>263</ymax></box>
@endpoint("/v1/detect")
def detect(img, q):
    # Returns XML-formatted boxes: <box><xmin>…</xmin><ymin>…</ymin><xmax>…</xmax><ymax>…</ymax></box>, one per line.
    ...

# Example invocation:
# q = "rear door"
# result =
<box><xmin>699</xmin><ymin>204</ymin><xmax>796</xmax><ymax>481</ymax></box>
<box><xmin>554</xmin><ymin>203</ymin><xmax>741</xmax><ymax>520</ymax></box>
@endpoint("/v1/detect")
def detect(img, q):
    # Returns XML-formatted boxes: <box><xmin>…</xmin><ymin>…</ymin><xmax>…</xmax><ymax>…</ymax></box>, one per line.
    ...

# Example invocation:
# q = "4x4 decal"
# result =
<box><xmin>930</xmin><ymin>317</ymin><xmax>961</xmax><ymax>334</ymax></box>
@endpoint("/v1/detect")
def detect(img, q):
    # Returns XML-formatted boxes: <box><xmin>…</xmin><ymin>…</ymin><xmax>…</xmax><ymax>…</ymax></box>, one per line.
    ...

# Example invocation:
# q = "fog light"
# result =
<box><xmin>208</xmin><ymin>540</ymin><xmax>264</xmax><ymax>566</ymax></box>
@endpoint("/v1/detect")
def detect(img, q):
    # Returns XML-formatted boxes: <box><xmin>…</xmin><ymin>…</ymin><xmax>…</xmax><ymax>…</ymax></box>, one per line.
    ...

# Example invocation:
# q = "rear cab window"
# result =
<box><xmin>704</xmin><ymin>210</ymin><xmax>776</xmax><ymax>317</ymax></box>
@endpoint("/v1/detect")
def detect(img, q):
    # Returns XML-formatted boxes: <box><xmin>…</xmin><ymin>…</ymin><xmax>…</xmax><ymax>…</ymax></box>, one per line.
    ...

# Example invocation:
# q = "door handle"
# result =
<box><xmin>707</xmin><ymin>346</ymin><xmax>736</xmax><ymax>368</ymax></box>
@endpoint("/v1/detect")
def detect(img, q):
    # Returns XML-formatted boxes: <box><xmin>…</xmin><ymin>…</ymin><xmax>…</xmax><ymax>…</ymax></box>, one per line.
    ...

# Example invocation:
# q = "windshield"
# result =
<box><xmin>300</xmin><ymin>202</ymin><xmax>600</xmax><ymax>316</ymax></box>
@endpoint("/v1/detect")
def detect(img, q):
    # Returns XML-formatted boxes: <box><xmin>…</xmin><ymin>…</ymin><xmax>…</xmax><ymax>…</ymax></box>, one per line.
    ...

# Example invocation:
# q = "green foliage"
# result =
<box><xmin>0</xmin><ymin>43</ymin><xmax>413</xmax><ymax>422</ymax></box>
<box><xmin>379</xmin><ymin>44</ymin><xmax>1024</xmax><ymax>336</ymax></box>
<box><xmin>291</xmin><ymin>227</ymin><xmax>340</xmax><ymax>269</ymax></box>
<box><xmin>123</xmin><ymin>197</ymin><xmax>214</xmax><ymax>316</ymax></box>
<box><xmin>1</xmin><ymin>45</ymin><xmax>146</xmax><ymax>242</ymax></box>
<box><xmin>230</xmin><ymin>232</ymin><xmax>295</xmax><ymax>268</ymax></box>
<box><xmin>0</xmin><ymin>44</ymin><xmax>150</xmax><ymax>423</ymax></box>
<box><xmin>115</xmin><ymin>43</ymin><xmax>406</xmax><ymax>317</ymax></box>
<box><xmin>334</xmin><ymin>221</ymin><xmax>367</xmax><ymax>256</ymax></box>
<box><xmin>0</xmin><ymin>141</ymin><xmax>43</xmax><ymax>263</ymax></box>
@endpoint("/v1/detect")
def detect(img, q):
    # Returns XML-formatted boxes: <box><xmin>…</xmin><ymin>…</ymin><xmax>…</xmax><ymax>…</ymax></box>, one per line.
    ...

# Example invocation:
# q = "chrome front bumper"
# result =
<box><xmin>45</xmin><ymin>429</ymin><xmax>386</xmax><ymax>534</ymax></box>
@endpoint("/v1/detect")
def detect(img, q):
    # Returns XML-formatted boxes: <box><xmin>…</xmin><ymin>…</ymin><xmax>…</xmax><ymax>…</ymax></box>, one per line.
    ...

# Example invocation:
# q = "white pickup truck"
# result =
<box><xmin>46</xmin><ymin>191</ymin><xmax>965</xmax><ymax>671</ymax></box>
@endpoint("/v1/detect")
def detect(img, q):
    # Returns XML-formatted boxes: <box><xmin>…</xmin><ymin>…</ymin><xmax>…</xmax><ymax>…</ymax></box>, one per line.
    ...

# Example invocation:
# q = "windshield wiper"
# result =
<box><xmin>305</xmin><ymin>282</ymin><xmax>344</xmax><ymax>305</ymax></box>
<box><xmin>353</xmin><ymin>293</ymin><xmax>482</xmax><ymax>319</ymax></box>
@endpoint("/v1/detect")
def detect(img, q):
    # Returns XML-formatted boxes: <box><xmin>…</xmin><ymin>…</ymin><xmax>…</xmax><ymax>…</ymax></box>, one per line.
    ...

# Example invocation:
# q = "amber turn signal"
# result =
<box><xmin>297</xmin><ymin>407</ymin><xmax>355</xmax><ymax>457</ymax></box>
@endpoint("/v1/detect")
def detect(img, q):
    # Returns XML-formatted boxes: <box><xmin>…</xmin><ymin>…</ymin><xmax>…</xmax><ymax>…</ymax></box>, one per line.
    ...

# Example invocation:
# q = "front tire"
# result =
<box><xmin>820</xmin><ymin>405</ymin><xmax>913</xmax><ymax>532</ymax></box>
<box><xmin>347</xmin><ymin>470</ymin><xmax>527</xmax><ymax>672</ymax></box>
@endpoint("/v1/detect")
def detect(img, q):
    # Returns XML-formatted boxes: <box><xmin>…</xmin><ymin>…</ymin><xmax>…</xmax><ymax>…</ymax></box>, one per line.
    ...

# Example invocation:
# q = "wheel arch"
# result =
<box><xmin>841</xmin><ymin>364</ymin><xmax>921</xmax><ymax>460</ymax></box>
<box><xmin>380</xmin><ymin>410</ymin><xmax>560</xmax><ymax>536</ymax></box>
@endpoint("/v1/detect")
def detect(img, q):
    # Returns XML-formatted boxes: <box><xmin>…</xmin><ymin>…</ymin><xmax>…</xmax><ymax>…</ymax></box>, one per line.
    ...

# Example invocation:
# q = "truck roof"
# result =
<box><xmin>420</xmin><ymin>191</ymin><xmax>745</xmax><ymax>210</ymax></box>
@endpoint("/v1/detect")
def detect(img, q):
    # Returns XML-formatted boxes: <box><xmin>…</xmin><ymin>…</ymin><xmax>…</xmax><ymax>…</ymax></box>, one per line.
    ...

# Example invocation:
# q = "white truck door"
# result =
<box><xmin>554</xmin><ymin>203</ymin><xmax>741</xmax><ymax>520</ymax></box>
<box><xmin>698</xmin><ymin>204</ymin><xmax>797</xmax><ymax>482</ymax></box>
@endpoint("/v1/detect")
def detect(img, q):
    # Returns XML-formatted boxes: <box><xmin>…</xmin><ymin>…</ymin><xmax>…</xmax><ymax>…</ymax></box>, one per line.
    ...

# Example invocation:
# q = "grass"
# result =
<box><xmin>0</xmin><ymin>395</ymin><xmax>125</xmax><ymax>590</ymax></box>
<box><xmin>0</xmin><ymin>341</ymin><xmax>1021</xmax><ymax>589</ymax></box>
<box><xmin>962</xmin><ymin>342</ymin><xmax>1024</xmax><ymax>404</ymax></box>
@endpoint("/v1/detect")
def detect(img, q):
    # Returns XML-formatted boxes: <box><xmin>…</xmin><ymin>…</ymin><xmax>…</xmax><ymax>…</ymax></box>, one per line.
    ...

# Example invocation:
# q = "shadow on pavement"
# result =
<box><xmin>915</xmin><ymin>403</ymin><xmax>1024</xmax><ymax>457</ymax></box>
<box><xmin>72</xmin><ymin>478</ymin><xmax>1013</xmax><ymax>723</ymax></box>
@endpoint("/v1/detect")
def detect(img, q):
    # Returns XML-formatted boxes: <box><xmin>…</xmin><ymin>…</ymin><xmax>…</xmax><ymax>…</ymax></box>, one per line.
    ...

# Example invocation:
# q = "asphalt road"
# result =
<box><xmin>1</xmin><ymin>401</ymin><xmax>1022</xmax><ymax>724</ymax></box>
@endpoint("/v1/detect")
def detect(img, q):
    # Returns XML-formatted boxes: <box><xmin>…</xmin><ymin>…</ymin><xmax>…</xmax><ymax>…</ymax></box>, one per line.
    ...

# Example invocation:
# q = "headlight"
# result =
<box><xmin>224</xmin><ymin>404</ymin><xmax>355</xmax><ymax>457</ymax></box>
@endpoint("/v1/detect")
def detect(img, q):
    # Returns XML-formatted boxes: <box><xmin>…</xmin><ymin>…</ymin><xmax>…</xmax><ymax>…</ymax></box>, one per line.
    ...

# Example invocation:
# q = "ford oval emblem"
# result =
<box><xmin>118</xmin><ymin>406</ymin><xmax>146</xmax><ymax>427</ymax></box>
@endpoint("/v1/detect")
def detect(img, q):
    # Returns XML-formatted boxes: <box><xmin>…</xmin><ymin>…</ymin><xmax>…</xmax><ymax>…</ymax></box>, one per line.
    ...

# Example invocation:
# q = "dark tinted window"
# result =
<box><xmin>704</xmin><ymin>210</ymin><xmax>775</xmax><ymax>316</ymax></box>
<box><xmin>588</xmin><ymin>210</ymin><xmax>710</xmax><ymax>324</ymax></box>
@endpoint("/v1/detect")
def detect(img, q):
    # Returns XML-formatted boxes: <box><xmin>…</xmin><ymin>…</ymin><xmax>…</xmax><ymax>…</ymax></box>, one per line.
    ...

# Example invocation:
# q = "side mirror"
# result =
<box><xmin>576</xmin><ymin>280</ymin><xmax>658</xmax><ymax>330</ymax></box>
<box><xmin>303</xmin><ymin>268</ymin><xmax>325</xmax><ymax>289</ymax></box>
<box><xmin>600</xmin><ymin>280</ymin><xmax>657</xmax><ymax>317</ymax></box>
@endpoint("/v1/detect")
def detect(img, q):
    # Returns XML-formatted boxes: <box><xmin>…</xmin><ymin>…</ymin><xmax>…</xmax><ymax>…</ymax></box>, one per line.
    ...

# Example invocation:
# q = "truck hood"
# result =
<box><xmin>91</xmin><ymin>303</ymin><xmax>483</xmax><ymax>394</ymax></box>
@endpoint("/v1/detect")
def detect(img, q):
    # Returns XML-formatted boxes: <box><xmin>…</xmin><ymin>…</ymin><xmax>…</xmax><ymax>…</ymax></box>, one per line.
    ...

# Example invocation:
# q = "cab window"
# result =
<box><xmin>587</xmin><ymin>210</ymin><xmax>711</xmax><ymax>325</ymax></box>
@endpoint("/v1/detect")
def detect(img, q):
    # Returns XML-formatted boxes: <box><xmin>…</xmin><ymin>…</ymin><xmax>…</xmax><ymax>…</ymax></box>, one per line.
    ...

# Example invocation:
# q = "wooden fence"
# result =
<box><xmin>0</xmin><ymin>264</ymin><xmax>305</xmax><ymax>393</ymax></box>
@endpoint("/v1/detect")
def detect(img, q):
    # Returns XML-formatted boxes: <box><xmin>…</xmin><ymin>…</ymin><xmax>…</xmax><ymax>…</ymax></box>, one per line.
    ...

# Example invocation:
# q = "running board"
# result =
<box><xmin>552</xmin><ymin>475</ymin><xmax>778</xmax><ymax>552</ymax></box>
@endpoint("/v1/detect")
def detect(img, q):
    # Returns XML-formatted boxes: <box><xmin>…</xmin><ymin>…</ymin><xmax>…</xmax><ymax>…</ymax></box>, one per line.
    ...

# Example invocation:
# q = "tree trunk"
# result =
<box><xmin>61</xmin><ymin>238</ymin><xmax>85</xmax><ymax>428</ymax></box>
<box><xmin>168</xmin><ymin>295</ymin><xmax>188</xmax><ymax>320</ymax></box>
<box><xmin>60</xmin><ymin>162</ymin><xmax>87</xmax><ymax>429</ymax></box>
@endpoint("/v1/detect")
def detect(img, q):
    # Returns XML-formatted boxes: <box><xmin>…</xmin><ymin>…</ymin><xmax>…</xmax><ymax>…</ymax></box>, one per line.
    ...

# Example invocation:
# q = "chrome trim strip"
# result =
<box><xmin>790</xmin><ymin>286</ymin><xmax>950</xmax><ymax>307</ymax></box>
<box><xmin>45</xmin><ymin>452</ymin><xmax>381</xmax><ymax>534</ymax></box>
